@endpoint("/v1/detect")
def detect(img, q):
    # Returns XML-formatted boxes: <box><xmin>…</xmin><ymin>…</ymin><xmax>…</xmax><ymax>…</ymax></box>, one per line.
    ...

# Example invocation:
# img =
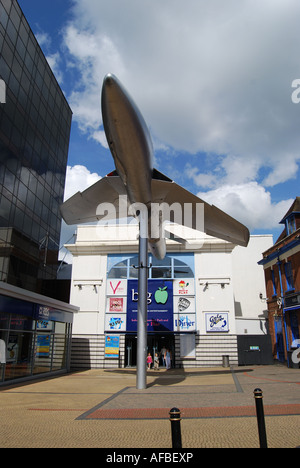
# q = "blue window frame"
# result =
<box><xmin>286</xmin><ymin>215</ymin><xmax>296</xmax><ymax>236</ymax></box>
<box><xmin>284</xmin><ymin>262</ymin><xmax>294</xmax><ymax>292</ymax></box>
<box><xmin>271</xmin><ymin>269</ymin><xmax>276</xmax><ymax>296</ymax></box>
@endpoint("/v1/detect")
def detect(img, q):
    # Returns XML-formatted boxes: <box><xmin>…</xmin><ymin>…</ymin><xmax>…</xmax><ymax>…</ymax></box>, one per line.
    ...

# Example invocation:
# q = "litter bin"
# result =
<box><xmin>222</xmin><ymin>355</ymin><xmax>230</xmax><ymax>367</ymax></box>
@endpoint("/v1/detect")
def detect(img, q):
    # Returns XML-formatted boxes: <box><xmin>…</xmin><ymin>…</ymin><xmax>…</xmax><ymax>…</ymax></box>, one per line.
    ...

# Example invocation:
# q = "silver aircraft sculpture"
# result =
<box><xmin>61</xmin><ymin>73</ymin><xmax>249</xmax><ymax>258</ymax></box>
<box><xmin>61</xmin><ymin>73</ymin><xmax>249</xmax><ymax>389</ymax></box>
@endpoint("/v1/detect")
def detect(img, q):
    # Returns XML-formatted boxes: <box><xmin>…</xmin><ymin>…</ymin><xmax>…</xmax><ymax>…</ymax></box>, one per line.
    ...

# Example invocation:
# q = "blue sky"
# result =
<box><xmin>18</xmin><ymin>0</ymin><xmax>300</xmax><ymax>252</ymax></box>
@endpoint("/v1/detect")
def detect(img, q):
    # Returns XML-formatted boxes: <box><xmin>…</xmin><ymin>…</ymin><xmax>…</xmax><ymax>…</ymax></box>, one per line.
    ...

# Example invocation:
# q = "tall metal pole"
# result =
<box><xmin>136</xmin><ymin>208</ymin><xmax>148</xmax><ymax>390</ymax></box>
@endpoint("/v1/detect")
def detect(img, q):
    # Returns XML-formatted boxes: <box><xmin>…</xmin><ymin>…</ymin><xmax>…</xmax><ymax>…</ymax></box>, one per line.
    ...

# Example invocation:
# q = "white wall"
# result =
<box><xmin>69</xmin><ymin>249</ymin><xmax>107</xmax><ymax>335</ymax></box>
<box><xmin>67</xmin><ymin>227</ymin><xmax>273</xmax><ymax>337</ymax></box>
<box><xmin>232</xmin><ymin>235</ymin><xmax>273</xmax><ymax>335</ymax></box>
<box><xmin>195</xmin><ymin>249</ymin><xmax>236</xmax><ymax>335</ymax></box>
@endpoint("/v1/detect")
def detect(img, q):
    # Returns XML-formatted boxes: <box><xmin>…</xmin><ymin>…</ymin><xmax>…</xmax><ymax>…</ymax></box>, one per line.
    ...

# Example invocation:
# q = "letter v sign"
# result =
<box><xmin>110</xmin><ymin>281</ymin><xmax>121</xmax><ymax>295</ymax></box>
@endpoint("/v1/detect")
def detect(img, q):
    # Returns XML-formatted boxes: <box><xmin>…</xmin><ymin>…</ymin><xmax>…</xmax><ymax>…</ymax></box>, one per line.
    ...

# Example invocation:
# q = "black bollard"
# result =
<box><xmin>169</xmin><ymin>407</ymin><xmax>182</xmax><ymax>448</ymax></box>
<box><xmin>254</xmin><ymin>388</ymin><xmax>268</xmax><ymax>448</ymax></box>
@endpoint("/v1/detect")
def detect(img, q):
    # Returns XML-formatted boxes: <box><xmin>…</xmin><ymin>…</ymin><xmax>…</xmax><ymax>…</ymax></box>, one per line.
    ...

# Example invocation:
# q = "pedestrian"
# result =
<box><xmin>154</xmin><ymin>352</ymin><xmax>160</xmax><ymax>370</ymax></box>
<box><xmin>147</xmin><ymin>352</ymin><xmax>153</xmax><ymax>370</ymax></box>
<box><xmin>160</xmin><ymin>346</ymin><xmax>166</xmax><ymax>366</ymax></box>
<box><xmin>165</xmin><ymin>348</ymin><xmax>171</xmax><ymax>369</ymax></box>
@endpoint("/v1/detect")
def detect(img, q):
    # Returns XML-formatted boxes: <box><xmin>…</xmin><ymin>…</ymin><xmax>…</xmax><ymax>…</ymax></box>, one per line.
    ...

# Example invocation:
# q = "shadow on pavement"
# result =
<box><xmin>103</xmin><ymin>366</ymin><xmax>254</xmax><ymax>388</ymax></box>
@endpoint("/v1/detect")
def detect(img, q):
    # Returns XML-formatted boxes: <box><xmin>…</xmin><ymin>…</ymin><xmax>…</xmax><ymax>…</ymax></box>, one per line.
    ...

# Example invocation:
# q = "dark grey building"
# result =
<box><xmin>0</xmin><ymin>0</ymin><xmax>72</xmax><ymax>295</ymax></box>
<box><xmin>0</xmin><ymin>0</ymin><xmax>77</xmax><ymax>385</ymax></box>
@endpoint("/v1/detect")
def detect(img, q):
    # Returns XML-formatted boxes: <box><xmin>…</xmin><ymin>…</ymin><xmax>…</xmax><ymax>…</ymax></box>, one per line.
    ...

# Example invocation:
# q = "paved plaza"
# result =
<box><xmin>0</xmin><ymin>364</ymin><xmax>299</xmax><ymax>448</ymax></box>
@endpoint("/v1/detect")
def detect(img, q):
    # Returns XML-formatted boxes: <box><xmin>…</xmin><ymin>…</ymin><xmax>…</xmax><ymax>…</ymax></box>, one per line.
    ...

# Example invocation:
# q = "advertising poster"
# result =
<box><xmin>126</xmin><ymin>280</ymin><xmax>173</xmax><ymax>332</ymax></box>
<box><xmin>36</xmin><ymin>335</ymin><xmax>51</xmax><ymax>357</ymax></box>
<box><xmin>105</xmin><ymin>335</ymin><xmax>120</xmax><ymax>358</ymax></box>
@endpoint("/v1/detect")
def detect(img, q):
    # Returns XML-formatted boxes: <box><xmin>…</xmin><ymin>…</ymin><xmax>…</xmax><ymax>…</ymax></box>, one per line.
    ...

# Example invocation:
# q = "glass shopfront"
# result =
<box><xmin>0</xmin><ymin>294</ymin><xmax>73</xmax><ymax>383</ymax></box>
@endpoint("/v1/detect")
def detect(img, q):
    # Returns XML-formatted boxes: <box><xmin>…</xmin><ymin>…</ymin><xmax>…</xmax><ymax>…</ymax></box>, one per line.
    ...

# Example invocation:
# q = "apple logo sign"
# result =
<box><xmin>154</xmin><ymin>287</ymin><xmax>169</xmax><ymax>304</ymax></box>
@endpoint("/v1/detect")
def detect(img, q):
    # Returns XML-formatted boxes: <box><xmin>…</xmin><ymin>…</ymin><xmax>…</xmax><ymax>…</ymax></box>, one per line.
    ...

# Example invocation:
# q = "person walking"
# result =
<box><xmin>160</xmin><ymin>346</ymin><xmax>166</xmax><ymax>367</ymax></box>
<box><xmin>165</xmin><ymin>348</ymin><xmax>171</xmax><ymax>370</ymax></box>
<box><xmin>154</xmin><ymin>352</ymin><xmax>160</xmax><ymax>370</ymax></box>
<box><xmin>147</xmin><ymin>352</ymin><xmax>153</xmax><ymax>370</ymax></box>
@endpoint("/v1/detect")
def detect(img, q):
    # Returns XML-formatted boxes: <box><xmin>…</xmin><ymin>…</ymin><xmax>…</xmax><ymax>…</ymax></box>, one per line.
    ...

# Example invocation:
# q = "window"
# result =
<box><xmin>284</xmin><ymin>262</ymin><xmax>294</xmax><ymax>292</ymax></box>
<box><xmin>286</xmin><ymin>215</ymin><xmax>296</xmax><ymax>235</ymax></box>
<box><xmin>107</xmin><ymin>253</ymin><xmax>194</xmax><ymax>279</ymax></box>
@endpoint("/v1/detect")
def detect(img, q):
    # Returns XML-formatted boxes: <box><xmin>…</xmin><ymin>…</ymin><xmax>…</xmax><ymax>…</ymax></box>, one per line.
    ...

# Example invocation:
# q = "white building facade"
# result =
<box><xmin>65</xmin><ymin>224</ymin><xmax>272</xmax><ymax>369</ymax></box>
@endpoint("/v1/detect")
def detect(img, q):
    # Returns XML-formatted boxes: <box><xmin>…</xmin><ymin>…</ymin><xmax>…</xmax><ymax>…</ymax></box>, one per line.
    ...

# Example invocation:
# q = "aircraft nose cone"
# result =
<box><xmin>103</xmin><ymin>73</ymin><xmax>117</xmax><ymax>88</ymax></box>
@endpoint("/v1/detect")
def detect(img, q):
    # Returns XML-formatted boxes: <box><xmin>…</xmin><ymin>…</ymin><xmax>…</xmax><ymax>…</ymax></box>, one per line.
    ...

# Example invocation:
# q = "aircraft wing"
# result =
<box><xmin>61</xmin><ymin>167</ymin><xmax>249</xmax><ymax>247</ymax></box>
<box><xmin>151</xmin><ymin>170</ymin><xmax>249</xmax><ymax>247</ymax></box>
<box><xmin>60</xmin><ymin>173</ymin><xmax>128</xmax><ymax>225</ymax></box>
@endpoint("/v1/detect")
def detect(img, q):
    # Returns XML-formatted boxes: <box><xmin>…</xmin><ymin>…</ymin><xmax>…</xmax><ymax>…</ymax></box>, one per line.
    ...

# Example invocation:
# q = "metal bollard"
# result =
<box><xmin>254</xmin><ymin>388</ymin><xmax>268</xmax><ymax>448</ymax></box>
<box><xmin>169</xmin><ymin>407</ymin><xmax>182</xmax><ymax>448</ymax></box>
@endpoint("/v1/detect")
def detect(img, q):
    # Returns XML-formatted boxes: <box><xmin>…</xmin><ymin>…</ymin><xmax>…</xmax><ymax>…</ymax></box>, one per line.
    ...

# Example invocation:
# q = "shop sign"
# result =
<box><xmin>174</xmin><ymin>314</ymin><xmax>196</xmax><ymax>332</ymax></box>
<box><xmin>173</xmin><ymin>296</ymin><xmax>195</xmax><ymax>313</ymax></box>
<box><xmin>127</xmin><ymin>280</ymin><xmax>173</xmax><ymax>332</ymax></box>
<box><xmin>173</xmin><ymin>279</ymin><xmax>195</xmax><ymax>296</ymax></box>
<box><xmin>37</xmin><ymin>320</ymin><xmax>53</xmax><ymax>331</ymax></box>
<box><xmin>206</xmin><ymin>312</ymin><xmax>229</xmax><ymax>332</ymax></box>
<box><xmin>105</xmin><ymin>314</ymin><xmax>126</xmax><ymax>331</ymax></box>
<box><xmin>284</xmin><ymin>294</ymin><xmax>300</xmax><ymax>308</ymax></box>
<box><xmin>37</xmin><ymin>306</ymin><xmax>50</xmax><ymax>320</ymax></box>
<box><xmin>106</xmin><ymin>279</ymin><xmax>127</xmax><ymax>296</ymax></box>
<box><xmin>105</xmin><ymin>335</ymin><xmax>120</xmax><ymax>358</ymax></box>
<box><xmin>106</xmin><ymin>297</ymin><xmax>127</xmax><ymax>313</ymax></box>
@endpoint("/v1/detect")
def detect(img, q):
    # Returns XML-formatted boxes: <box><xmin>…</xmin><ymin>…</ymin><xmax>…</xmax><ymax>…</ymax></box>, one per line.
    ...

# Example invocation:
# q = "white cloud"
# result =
<box><xmin>61</xmin><ymin>0</ymin><xmax>300</xmax><ymax>189</ymax></box>
<box><xmin>63</xmin><ymin>24</ymin><xmax>125</xmax><ymax>133</ymax></box>
<box><xmin>63</xmin><ymin>165</ymin><xmax>101</xmax><ymax>201</ymax></box>
<box><xmin>60</xmin><ymin>165</ymin><xmax>102</xmax><ymax>263</ymax></box>
<box><xmin>46</xmin><ymin>52</ymin><xmax>64</xmax><ymax>84</ymax></box>
<box><xmin>197</xmin><ymin>182</ymin><xmax>293</xmax><ymax>232</ymax></box>
<box><xmin>53</xmin><ymin>0</ymin><xmax>300</xmax><ymax>239</ymax></box>
<box><xmin>35</xmin><ymin>31</ymin><xmax>52</xmax><ymax>48</ymax></box>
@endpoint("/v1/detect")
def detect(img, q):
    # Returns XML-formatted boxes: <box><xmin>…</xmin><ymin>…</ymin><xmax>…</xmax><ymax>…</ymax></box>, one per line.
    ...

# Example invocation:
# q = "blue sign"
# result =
<box><xmin>127</xmin><ymin>280</ymin><xmax>173</xmax><ymax>332</ymax></box>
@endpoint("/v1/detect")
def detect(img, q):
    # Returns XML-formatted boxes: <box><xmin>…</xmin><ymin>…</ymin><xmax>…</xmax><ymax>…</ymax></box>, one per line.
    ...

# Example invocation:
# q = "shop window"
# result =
<box><xmin>5</xmin><ymin>331</ymin><xmax>34</xmax><ymax>381</ymax></box>
<box><xmin>0</xmin><ymin>307</ymin><xmax>71</xmax><ymax>383</ymax></box>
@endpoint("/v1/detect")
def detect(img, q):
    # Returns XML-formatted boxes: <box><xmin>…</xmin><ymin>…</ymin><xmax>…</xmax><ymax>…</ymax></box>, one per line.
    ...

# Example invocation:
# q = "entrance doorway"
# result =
<box><xmin>125</xmin><ymin>334</ymin><xmax>175</xmax><ymax>368</ymax></box>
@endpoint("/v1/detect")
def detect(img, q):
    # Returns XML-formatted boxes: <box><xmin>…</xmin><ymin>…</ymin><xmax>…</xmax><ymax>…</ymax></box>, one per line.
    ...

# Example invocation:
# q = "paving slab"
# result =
<box><xmin>0</xmin><ymin>364</ymin><xmax>299</xmax><ymax>448</ymax></box>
